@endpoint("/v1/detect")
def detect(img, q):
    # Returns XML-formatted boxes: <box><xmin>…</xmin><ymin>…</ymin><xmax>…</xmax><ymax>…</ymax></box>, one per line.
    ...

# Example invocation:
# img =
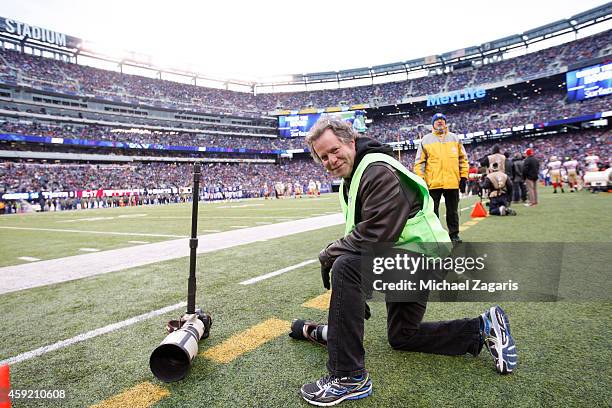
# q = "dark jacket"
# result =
<box><xmin>504</xmin><ymin>158</ymin><xmax>513</xmax><ymax>180</ymax></box>
<box><xmin>523</xmin><ymin>156</ymin><xmax>540</xmax><ymax>181</ymax></box>
<box><xmin>323</xmin><ymin>137</ymin><xmax>423</xmax><ymax>262</ymax></box>
<box><xmin>512</xmin><ymin>159</ymin><xmax>524</xmax><ymax>182</ymax></box>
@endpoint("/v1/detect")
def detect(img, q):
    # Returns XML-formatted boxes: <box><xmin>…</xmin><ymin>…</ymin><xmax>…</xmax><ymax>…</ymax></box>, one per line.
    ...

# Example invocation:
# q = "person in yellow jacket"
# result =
<box><xmin>414</xmin><ymin>113</ymin><xmax>468</xmax><ymax>243</ymax></box>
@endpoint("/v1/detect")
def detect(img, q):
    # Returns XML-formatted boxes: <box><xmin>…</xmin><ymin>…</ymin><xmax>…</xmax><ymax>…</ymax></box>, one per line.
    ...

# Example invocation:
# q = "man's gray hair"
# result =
<box><xmin>305</xmin><ymin>117</ymin><xmax>358</xmax><ymax>163</ymax></box>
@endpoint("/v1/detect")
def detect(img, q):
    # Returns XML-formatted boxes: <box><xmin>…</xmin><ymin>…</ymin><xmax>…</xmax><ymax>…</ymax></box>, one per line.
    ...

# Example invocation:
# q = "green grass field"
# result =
<box><xmin>0</xmin><ymin>189</ymin><xmax>610</xmax><ymax>407</ymax></box>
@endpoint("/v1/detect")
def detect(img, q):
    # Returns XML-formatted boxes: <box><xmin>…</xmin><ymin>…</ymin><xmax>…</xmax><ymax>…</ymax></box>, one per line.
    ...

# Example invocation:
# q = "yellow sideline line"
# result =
<box><xmin>89</xmin><ymin>381</ymin><xmax>169</xmax><ymax>408</ymax></box>
<box><xmin>302</xmin><ymin>291</ymin><xmax>331</xmax><ymax>310</ymax></box>
<box><xmin>200</xmin><ymin>318</ymin><xmax>290</xmax><ymax>364</ymax></box>
<box><xmin>460</xmin><ymin>215</ymin><xmax>486</xmax><ymax>232</ymax></box>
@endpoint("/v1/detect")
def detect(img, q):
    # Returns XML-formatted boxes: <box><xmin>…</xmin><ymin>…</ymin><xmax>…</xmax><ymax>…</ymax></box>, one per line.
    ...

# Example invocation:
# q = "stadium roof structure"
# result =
<box><xmin>0</xmin><ymin>3</ymin><xmax>610</xmax><ymax>91</ymax></box>
<box><xmin>258</xmin><ymin>2</ymin><xmax>612</xmax><ymax>87</ymax></box>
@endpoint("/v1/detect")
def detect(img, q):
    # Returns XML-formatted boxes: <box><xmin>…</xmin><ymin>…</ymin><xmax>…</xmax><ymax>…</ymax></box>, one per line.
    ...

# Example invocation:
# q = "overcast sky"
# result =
<box><xmin>0</xmin><ymin>0</ymin><xmax>609</xmax><ymax>80</ymax></box>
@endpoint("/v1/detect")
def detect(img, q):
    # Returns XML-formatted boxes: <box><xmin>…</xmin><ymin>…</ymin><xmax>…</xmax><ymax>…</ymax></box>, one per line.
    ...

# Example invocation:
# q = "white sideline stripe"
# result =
<box><xmin>128</xmin><ymin>240</ymin><xmax>150</xmax><ymax>244</ymax></box>
<box><xmin>239</xmin><ymin>260</ymin><xmax>317</xmax><ymax>285</ymax></box>
<box><xmin>58</xmin><ymin>217</ymin><xmax>115</xmax><ymax>223</ymax></box>
<box><xmin>0</xmin><ymin>226</ymin><xmax>184</xmax><ymax>238</ymax></box>
<box><xmin>18</xmin><ymin>256</ymin><xmax>40</xmax><ymax>262</ymax></box>
<box><xmin>217</xmin><ymin>204</ymin><xmax>264</xmax><ymax>208</ymax></box>
<box><xmin>153</xmin><ymin>216</ymin><xmax>299</xmax><ymax>219</ymax></box>
<box><xmin>230</xmin><ymin>225</ymin><xmax>249</xmax><ymax>228</ymax></box>
<box><xmin>0</xmin><ymin>214</ymin><xmax>344</xmax><ymax>294</ymax></box>
<box><xmin>201</xmin><ymin>229</ymin><xmax>221</xmax><ymax>233</ymax></box>
<box><xmin>79</xmin><ymin>248</ymin><xmax>100</xmax><ymax>252</ymax></box>
<box><xmin>255</xmin><ymin>222</ymin><xmax>272</xmax><ymax>225</ymax></box>
<box><xmin>0</xmin><ymin>301</ymin><xmax>186</xmax><ymax>366</ymax></box>
<box><xmin>460</xmin><ymin>205</ymin><xmax>473</xmax><ymax>212</ymax></box>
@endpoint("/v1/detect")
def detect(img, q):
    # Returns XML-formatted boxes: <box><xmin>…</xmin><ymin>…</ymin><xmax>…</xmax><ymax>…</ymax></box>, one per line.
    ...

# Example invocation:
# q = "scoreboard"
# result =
<box><xmin>566</xmin><ymin>62</ymin><xmax>612</xmax><ymax>102</ymax></box>
<box><xmin>278</xmin><ymin>110</ymin><xmax>366</xmax><ymax>138</ymax></box>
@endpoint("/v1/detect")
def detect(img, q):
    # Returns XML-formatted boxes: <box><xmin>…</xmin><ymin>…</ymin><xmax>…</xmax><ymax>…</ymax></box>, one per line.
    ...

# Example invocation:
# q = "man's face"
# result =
<box><xmin>312</xmin><ymin>129</ymin><xmax>356</xmax><ymax>179</ymax></box>
<box><xmin>433</xmin><ymin>119</ymin><xmax>446</xmax><ymax>132</ymax></box>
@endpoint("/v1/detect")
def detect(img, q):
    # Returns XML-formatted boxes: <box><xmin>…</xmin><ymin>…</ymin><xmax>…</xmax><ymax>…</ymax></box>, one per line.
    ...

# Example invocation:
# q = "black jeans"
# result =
<box><xmin>489</xmin><ymin>196</ymin><xmax>508</xmax><ymax>215</ymax></box>
<box><xmin>512</xmin><ymin>181</ymin><xmax>523</xmax><ymax>202</ymax></box>
<box><xmin>429</xmin><ymin>189</ymin><xmax>460</xmax><ymax>239</ymax></box>
<box><xmin>326</xmin><ymin>254</ymin><xmax>482</xmax><ymax>377</ymax></box>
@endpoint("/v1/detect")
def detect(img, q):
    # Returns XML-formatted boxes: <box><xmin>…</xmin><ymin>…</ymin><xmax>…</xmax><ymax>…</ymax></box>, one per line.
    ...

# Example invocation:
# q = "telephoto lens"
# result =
<box><xmin>150</xmin><ymin>310</ymin><xmax>212</xmax><ymax>382</ymax></box>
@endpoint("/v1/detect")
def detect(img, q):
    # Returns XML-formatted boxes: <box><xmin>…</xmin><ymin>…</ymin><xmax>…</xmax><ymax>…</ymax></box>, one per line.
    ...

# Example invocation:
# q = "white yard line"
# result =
<box><xmin>0</xmin><ymin>214</ymin><xmax>344</xmax><ymax>294</ymax></box>
<box><xmin>17</xmin><ymin>256</ymin><xmax>40</xmax><ymax>262</ymax></box>
<box><xmin>0</xmin><ymin>226</ymin><xmax>184</xmax><ymax>238</ymax></box>
<box><xmin>0</xmin><ymin>302</ymin><xmax>186</xmax><ymax>366</ymax></box>
<box><xmin>239</xmin><ymin>260</ymin><xmax>317</xmax><ymax>285</ymax></box>
<box><xmin>0</xmin><ymin>259</ymin><xmax>318</xmax><ymax>366</ymax></box>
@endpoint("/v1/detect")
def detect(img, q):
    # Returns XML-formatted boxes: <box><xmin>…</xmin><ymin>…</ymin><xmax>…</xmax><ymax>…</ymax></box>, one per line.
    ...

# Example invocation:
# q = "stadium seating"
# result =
<box><xmin>0</xmin><ymin>28</ymin><xmax>610</xmax><ymax>203</ymax></box>
<box><xmin>0</xmin><ymin>159</ymin><xmax>332</xmax><ymax>197</ymax></box>
<box><xmin>2</xmin><ymin>129</ymin><xmax>608</xmax><ymax>200</ymax></box>
<box><xmin>0</xmin><ymin>30</ymin><xmax>609</xmax><ymax>112</ymax></box>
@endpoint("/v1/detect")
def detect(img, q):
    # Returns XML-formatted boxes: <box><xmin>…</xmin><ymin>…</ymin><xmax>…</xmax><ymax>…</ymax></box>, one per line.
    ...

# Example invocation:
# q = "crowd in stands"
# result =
<box><xmin>0</xmin><ymin>121</ymin><xmax>296</xmax><ymax>151</ymax></box>
<box><xmin>1</xmin><ymin>128</ymin><xmax>608</xmax><ymax>201</ymax></box>
<box><xmin>0</xmin><ymin>30</ymin><xmax>609</xmax><ymax>112</ymax></box>
<box><xmin>0</xmin><ymin>158</ymin><xmax>332</xmax><ymax>198</ymax></box>
<box><xmin>1</xmin><ymin>85</ymin><xmax>609</xmax><ymax>152</ymax></box>
<box><xmin>0</xmin><ymin>27</ymin><xmax>610</xmax><ymax>208</ymax></box>
<box><xmin>1</xmin><ymin>142</ymin><xmax>274</xmax><ymax>161</ymax></box>
<box><xmin>367</xmin><ymin>89</ymin><xmax>611</xmax><ymax>143</ymax></box>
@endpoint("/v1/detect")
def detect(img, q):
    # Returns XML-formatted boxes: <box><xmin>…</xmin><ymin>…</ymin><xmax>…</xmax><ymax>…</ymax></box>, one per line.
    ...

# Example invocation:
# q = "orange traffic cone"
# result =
<box><xmin>0</xmin><ymin>364</ymin><xmax>10</xmax><ymax>408</ymax></box>
<box><xmin>471</xmin><ymin>201</ymin><xmax>488</xmax><ymax>218</ymax></box>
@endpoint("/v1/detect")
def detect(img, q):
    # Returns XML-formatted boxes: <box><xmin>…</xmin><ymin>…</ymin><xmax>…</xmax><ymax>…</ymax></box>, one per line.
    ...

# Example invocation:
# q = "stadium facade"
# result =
<box><xmin>0</xmin><ymin>4</ymin><xmax>610</xmax><ymax>206</ymax></box>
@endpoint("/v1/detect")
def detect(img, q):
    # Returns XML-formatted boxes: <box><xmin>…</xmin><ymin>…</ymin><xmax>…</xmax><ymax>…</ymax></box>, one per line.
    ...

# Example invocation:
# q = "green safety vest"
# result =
<box><xmin>339</xmin><ymin>153</ymin><xmax>451</xmax><ymax>257</ymax></box>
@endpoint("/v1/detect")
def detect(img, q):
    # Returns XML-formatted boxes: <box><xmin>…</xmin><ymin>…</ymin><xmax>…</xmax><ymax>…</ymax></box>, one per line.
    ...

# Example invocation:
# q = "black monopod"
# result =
<box><xmin>149</xmin><ymin>163</ymin><xmax>213</xmax><ymax>382</ymax></box>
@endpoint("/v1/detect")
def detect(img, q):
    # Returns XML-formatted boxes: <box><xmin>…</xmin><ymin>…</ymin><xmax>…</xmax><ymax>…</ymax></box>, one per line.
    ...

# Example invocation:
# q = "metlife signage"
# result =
<box><xmin>426</xmin><ymin>88</ymin><xmax>486</xmax><ymax>107</ymax></box>
<box><xmin>0</xmin><ymin>17</ymin><xmax>81</xmax><ymax>48</ymax></box>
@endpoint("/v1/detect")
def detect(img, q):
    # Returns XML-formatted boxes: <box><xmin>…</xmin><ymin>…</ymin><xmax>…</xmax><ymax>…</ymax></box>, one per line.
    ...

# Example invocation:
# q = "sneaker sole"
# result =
<box><xmin>301</xmin><ymin>384</ymin><xmax>373</xmax><ymax>407</ymax></box>
<box><xmin>489</xmin><ymin>306</ymin><xmax>517</xmax><ymax>374</ymax></box>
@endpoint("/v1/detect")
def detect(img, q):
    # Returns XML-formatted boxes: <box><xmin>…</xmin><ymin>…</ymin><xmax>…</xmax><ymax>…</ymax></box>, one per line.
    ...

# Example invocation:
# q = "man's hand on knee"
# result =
<box><xmin>319</xmin><ymin>246</ymin><xmax>334</xmax><ymax>290</ymax></box>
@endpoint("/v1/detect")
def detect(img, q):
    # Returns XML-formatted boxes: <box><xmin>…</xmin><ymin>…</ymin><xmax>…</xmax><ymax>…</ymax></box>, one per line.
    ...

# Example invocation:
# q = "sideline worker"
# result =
<box><xmin>299</xmin><ymin>117</ymin><xmax>517</xmax><ymax>406</ymax></box>
<box><xmin>482</xmin><ymin>162</ymin><xmax>516</xmax><ymax>216</ymax></box>
<box><xmin>414</xmin><ymin>113</ymin><xmax>468</xmax><ymax>243</ymax></box>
